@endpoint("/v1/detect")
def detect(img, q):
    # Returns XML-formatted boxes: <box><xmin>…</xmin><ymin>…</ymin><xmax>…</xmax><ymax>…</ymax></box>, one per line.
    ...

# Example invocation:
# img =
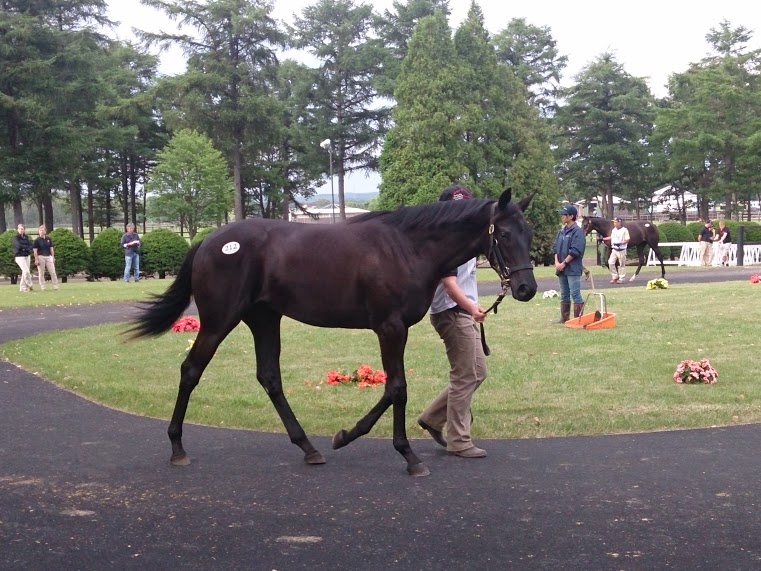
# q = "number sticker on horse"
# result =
<box><xmin>222</xmin><ymin>242</ymin><xmax>240</xmax><ymax>255</ymax></box>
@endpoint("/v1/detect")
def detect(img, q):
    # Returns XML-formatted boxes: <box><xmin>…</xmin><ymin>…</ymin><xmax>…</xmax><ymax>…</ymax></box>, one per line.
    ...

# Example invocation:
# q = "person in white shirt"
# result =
<box><xmin>603</xmin><ymin>217</ymin><xmax>630</xmax><ymax>283</ymax></box>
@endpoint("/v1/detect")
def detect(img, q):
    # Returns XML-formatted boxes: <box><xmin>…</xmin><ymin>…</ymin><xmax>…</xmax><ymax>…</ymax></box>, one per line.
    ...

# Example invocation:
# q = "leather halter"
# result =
<box><xmin>484</xmin><ymin>204</ymin><xmax>533</xmax><ymax>314</ymax></box>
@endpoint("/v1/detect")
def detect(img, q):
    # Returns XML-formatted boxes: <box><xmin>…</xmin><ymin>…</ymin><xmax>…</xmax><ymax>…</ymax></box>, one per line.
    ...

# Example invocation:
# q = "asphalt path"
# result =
<box><xmin>2</xmin><ymin>266</ymin><xmax>761</xmax><ymax>570</ymax></box>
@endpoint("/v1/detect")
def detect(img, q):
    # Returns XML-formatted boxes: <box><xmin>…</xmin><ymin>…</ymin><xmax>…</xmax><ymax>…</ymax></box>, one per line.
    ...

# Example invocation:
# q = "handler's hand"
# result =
<box><xmin>472</xmin><ymin>306</ymin><xmax>487</xmax><ymax>323</ymax></box>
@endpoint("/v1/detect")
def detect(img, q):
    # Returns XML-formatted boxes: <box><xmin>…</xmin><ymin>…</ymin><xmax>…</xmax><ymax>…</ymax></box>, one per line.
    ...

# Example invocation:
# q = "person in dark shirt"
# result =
<box><xmin>11</xmin><ymin>223</ymin><xmax>34</xmax><ymax>292</ymax></box>
<box><xmin>698</xmin><ymin>220</ymin><xmax>713</xmax><ymax>266</ymax></box>
<box><xmin>120</xmin><ymin>222</ymin><xmax>141</xmax><ymax>282</ymax></box>
<box><xmin>33</xmin><ymin>224</ymin><xmax>60</xmax><ymax>290</ymax></box>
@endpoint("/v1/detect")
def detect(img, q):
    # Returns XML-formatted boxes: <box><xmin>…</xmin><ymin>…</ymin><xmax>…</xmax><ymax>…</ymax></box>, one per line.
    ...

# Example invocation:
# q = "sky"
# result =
<box><xmin>105</xmin><ymin>0</ymin><xmax>761</xmax><ymax>195</ymax></box>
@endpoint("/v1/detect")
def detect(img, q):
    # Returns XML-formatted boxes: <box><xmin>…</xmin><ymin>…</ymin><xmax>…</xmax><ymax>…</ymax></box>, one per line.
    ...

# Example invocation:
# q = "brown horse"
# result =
<box><xmin>581</xmin><ymin>216</ymin><xmax>665</xmax><ymax>280</ymax></box>
<box><xmin>128</xmin><ymin>189</ymin><xmax>537</xmax><ymax>477</ymax></box>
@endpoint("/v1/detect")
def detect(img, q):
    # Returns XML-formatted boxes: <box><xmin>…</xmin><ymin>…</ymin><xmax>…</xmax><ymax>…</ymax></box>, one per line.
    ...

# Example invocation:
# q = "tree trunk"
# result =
<box><xmin>37</xmin><ymin>200</ymin><xmax>44</xmax><ymax>226</ymax></box>
<box><xmin>0</xmin><ymin>200</ymin><xmax>6</xmax><ymax>233</ymax></box>
<box><xmin>42</xmin><ymin>190</ymin><xmax>54</xmax><ymax>231</ymax></box>
<box><xmin>121</xmin><ymin>154</ymin><xmax>129</xmax><ymax>225</ymax></box>
<box><xmin>69</xmin><ymin>180</ymin><xmax>83</xmax><ymax>238</ymax></box>
<box><xmin>233</xmin><ymin>141</ymin><xmax>244</xmax><ymax>220</ymax></box>
<box><xmin>87</xmin><ymin>183</ymin><xmax>95</xmax><ymax>243</ymax></box>
<box><xmin>129</xmin><ymin>154</ymin><xmax>138</xmax><ymax>226</ymax></box>
<box><xmin>13</xmin><ymin>196</ymin><xmax>24</xmax><ymax>225</ymax></box>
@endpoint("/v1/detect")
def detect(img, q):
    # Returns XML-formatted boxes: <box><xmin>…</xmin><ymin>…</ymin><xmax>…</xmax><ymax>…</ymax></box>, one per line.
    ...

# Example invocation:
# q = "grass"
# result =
<box><xmin>0</xmin><ymin>278</ymin><xmax>172</xmax><ymax>308</ymax></box>
<box><xmin>1</xmin><ymin>277</ymin><xmax>759</xmax><ymax>441</ymax></box>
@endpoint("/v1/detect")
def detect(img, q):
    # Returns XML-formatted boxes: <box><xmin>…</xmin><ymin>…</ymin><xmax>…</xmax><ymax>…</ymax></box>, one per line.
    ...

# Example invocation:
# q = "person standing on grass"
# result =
<box><xmin>603</xmin><ymin>217</ymin><xmax>630</xmax><ymax>283</ymax></box>
<box><xmin>11</xmin><ymin>223</ymin><xmax>34</xmax><ymax>292</ymax></box>
<box><xmin>417</xmin><ymin>185</ymin><xmax>488</xmax><ymax>459</ymax></box>
<box><xmin>553</xmin><ymin>204</ymin><xmax>586</xmax><ymax>323</ymax></box>
<box><xmin>715</xmin><ymin>220</ymin><xmax>731</xmax><ymax>266</ymax></box>
<box><xmin>33</xmin><ymin>225</ymin><xmax>60</xmax><ymax>290</ymax></box>
<box><xmin>120</xmin><ymin>222</ymin><xmax>141</xmax><ymax>283</ymax></box>
<box><xmin>698</xmin><ymin>220</ymin><xmax>713</xmax><ymax>267</ymax></box>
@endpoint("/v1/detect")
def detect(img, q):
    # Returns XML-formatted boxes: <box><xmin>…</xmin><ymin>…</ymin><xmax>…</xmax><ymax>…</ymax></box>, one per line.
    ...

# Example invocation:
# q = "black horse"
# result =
<box><xmin>129</xmin><ymin>189</ymin><xmax>537</xmax><ymax>477</ymax></box>
<box><xmin>581</xmin><ymin>216</ymin><xmax>665</xmax><ymax>280</ymax></box>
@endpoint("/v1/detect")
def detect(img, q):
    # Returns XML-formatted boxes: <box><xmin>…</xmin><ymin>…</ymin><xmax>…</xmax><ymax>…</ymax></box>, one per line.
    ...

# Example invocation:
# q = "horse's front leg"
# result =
<box><xmin>332</xmin><ymin>322</ymin><xmax>428</xmax><ymax>477</ymax></box>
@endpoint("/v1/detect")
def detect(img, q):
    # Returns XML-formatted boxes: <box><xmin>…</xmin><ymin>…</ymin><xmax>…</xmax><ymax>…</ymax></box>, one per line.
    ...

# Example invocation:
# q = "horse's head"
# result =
<box><xmin>581</xmin><ymin>216</ymin><xmax>593</xmax><ymax>235</ymax></box>
<box><xmin>487</xmin><ymin>188</ymin><xmax>537</xmax><ymax>302</ymax></box>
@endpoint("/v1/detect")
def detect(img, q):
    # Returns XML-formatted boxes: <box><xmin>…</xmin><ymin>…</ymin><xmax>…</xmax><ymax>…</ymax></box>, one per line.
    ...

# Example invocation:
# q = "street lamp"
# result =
<box><xmin>320</xmin><ymin>138</ymin><xmax>335</xmax><ymax>223</ymax></box>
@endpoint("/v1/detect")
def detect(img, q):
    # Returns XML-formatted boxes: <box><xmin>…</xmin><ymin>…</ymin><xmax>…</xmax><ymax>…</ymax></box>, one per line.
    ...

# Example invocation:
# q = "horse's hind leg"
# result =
<box><xmin>244</xmin><ymin>308</ymin><xmax>325</xmax><ymax>465</ymax></box>
<box><xmin>630</xmin><ymin>244</ymin><xmax>646</xmax><ymax>281</ymax></box>
<box><xmin>169</xmin><ymin>323</ymin><xmax>236</xmax><ymax>465</ymax></box>
<box><xmin>333</xmin><ymin>323</ymin><xmax>428</xmax><ymax>476</ymax></box>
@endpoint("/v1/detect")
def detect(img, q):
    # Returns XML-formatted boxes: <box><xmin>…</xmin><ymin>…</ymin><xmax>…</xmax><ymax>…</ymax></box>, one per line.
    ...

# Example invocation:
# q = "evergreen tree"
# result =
<box><xmin>290</xmin><ymin>0</ymin><xmax>391</xmax><ymax>219</ymax></box>
<box><xmin>553</xmin><ymin>53</ymin><xmax>655</xmax><ymax>218</ymax></box>
<box><xmin>378</xmin><ymin>12</ymin><xmax>466</xmax><ymax>206</ymax></box>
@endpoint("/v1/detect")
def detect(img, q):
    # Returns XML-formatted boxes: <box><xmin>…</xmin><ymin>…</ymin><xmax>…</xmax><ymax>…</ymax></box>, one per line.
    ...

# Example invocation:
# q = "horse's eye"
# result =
<box><xmin>500</xmin><ymin>231</ymin><xmax>509</xmax><ymax>239</ymax></box>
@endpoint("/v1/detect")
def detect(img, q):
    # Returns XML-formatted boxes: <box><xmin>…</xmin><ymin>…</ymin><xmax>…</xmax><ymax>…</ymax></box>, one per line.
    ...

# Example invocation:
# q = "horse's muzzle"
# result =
<box><xmin>510</xmin><ymin>273</ymin><xmax>537</xmax><ymax>302</ymax></box>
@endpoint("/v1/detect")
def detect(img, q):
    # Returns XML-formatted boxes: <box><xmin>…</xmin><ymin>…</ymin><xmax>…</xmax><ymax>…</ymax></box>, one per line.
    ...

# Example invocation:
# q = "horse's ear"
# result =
<box><xmin>498</xmin><ymin>188</ymin><xmax>512</xmax><ymax>210</ymax></box>
<box><xmin>517</xmin><ymin>192</ymin><xmax>535</xmax><ymax>213</ymax></box>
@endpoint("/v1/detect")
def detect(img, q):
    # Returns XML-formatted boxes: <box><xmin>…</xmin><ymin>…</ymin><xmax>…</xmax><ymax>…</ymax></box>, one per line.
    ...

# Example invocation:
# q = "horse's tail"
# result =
<box><xmin>127</xmin><ymin>242</ymin><xmax>202</xmax><ymax>339</ymax></box>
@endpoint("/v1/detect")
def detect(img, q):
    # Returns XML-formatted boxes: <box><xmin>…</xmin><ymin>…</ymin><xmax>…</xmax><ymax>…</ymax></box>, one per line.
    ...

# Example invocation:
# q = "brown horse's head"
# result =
<box><xmin>487</xmin><ymin>188</ymin><xmax>537</xmax><ymax>302</ymax></box>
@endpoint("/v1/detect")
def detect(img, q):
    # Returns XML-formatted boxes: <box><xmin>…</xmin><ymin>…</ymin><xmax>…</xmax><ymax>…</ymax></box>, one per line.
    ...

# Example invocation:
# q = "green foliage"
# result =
<box><xmin>89</xmin><ymin>228</ymin><xmax>124</xmax><ymax>281</ymax></box>
<box><xmin>147</xmin><ymin>129</ymin><xmax>233</xmax><ymax>238</ymax></box>
<box><xmin>740</xmin><ymin>223</ymin><xmax>761</xmax><ymax>244</ymax></box>
<box><xmin>190</xmin><ymin>227</ymin><xmax>218</xmax><ymax>246</ymax></box>
<box><xmin>0</xmin><ymin>230</ymin><xmax>18</xmax><ymax>279</ymax></box>
<box><xmin>140</xmin><ymin>229</ymin><xmax>189</xmax><ymax>278</ymax></box>
<box><xmin>48</xmin><ymin>228</ymin><xmax>89</xmax><ymax>279</ymax></box>
<box><xmin>657</xmin><ymin>222</ymin><xmax>695</xmax><ymax>258</ymax></box>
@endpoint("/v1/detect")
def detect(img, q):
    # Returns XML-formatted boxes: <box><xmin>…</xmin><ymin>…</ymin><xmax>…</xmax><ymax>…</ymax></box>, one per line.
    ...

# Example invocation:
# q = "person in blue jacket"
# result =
<box><xmin>553</xmin><ymin>204</ymin><xmax>586</xmax><ymax>323</ymax></box>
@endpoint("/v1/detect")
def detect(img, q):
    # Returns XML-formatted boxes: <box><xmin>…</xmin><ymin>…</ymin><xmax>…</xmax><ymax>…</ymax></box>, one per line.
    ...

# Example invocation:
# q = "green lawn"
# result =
<box><xmin>1</xmin><ymin>278</ymin><xmax>759</xmax><ymax>441</ymax></box>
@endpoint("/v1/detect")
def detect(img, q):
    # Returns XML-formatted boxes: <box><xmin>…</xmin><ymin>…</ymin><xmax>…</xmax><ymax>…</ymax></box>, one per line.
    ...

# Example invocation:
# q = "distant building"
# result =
<box><xmin>289</xmin><ymin>205</ymin><xmax>370</xmax><ymax>224</ymax></box>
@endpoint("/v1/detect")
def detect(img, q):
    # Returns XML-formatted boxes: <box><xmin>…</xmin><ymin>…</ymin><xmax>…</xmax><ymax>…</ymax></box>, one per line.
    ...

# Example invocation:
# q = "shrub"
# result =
<box><xmin>48</xmin><ymin>228</ymin><xmax>89</xmax><ymax>282</ymax></box>
<box><xmin>140</xmin><ymin>229</ymin><xmax>189</xmax><ymax>278</ymax></box>
<box><xmin>686</xmin><ymin>221</ymin><xmax>704</xmax><ymax>240</ymax></box>
<box><xmin>657</xmin><ymin>222</ymin><xmax>694</xmax><ymax>259</ymax></box>
<box><xmin>739</xmin><ymin>222</ymin><xmax>761</xmax><ymax>244</ymax></box>
<box><xmin>0</xmin><ymin>230</ymin><xmax>19</xmax><ymax>283</ymax></box>
<box><xmin>190</xmin><ymin>226</ymin><xmax>217</xmax><ymax>246</ymax></box>
<box><xmin>89</xmin><ymin>227</ymin><xmax>124</xmax><ymax>281</ymax></box>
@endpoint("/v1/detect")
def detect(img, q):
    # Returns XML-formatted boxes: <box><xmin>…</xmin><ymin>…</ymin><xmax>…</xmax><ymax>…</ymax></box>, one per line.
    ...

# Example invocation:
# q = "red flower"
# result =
<box><xmin>750</xmin><ymin>274</ymin><xmax>760</xmax><ymax>284</ymax></box>
<box><xmin>171</xmin><ymin>316</ymin><xmax>201</xmax><ymax>333</ymax></box>
<box><xmin>324</xmin><ymin>364</ymin><xmax>387</xmax><ymax>388</ymax></box>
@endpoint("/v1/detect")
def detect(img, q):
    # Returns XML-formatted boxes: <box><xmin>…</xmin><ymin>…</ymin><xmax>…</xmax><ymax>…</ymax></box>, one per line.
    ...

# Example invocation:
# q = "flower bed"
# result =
<box><xmin>325</xmin><ymin>364</ymin><xmax>386</xmax><ymax>388</ymax></box>
<box><xmin>673</xmin><ymin>358</ymin><xmax>718</xmax><ymax>384</ymax></box>
<box><xmin>171</xmin><ymin>316</ymin><xmax>201</xmax><ymax>332</ymax></box>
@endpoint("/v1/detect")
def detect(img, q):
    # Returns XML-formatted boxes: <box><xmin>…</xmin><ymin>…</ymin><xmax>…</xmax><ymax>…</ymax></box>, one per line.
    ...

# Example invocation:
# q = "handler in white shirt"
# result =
<box><xmin>604</xmin><ymin>217</ymin><xmax>630</xmax><ymax>283</ymax></box>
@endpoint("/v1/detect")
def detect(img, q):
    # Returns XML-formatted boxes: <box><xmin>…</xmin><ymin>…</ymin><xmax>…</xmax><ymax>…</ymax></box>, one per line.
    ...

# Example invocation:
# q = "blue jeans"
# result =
<box><xmin>558</xmin><ymin>273</ymin><xmax>582</xmax><ymax>304</ymax></box>
<box><xmin>124</xmin><ymin>253</ymin><xmax>140</xmax><ymax>282</ymax></box>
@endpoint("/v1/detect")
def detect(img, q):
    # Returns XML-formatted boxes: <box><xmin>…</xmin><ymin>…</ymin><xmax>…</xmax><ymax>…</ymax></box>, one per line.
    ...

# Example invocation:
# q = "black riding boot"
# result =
<box><xmin>573</xmin><ymin>303</ymin><xmax>584</xmax><ymax>318</ymax></box>
<box><xmin>559</xmin><ymin>301</ymin><xmax>571</xmax><ymax>323</ymax></box>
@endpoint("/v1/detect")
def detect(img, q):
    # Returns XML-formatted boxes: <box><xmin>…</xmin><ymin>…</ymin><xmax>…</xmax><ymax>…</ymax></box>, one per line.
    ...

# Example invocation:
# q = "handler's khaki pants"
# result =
<box><xmin>699</xmin><ymin>241</ymin><xmax>712</xmax><ymax>266</ymax></box>
<box><xmin>419</xmin><ymin>309</ymin><xmax>487</xmax><ymax>452</ymax></box>
<box><xmin>608</xmin><ymin>249</ymin><xmax>627</xmax><ymax>280</ymax></box>
<box><xmin>14</xmin><ymin>256</ymin><xmax>33</xmax><ymax>291</ymax></box>
<box><xmin>36</xmin><ymin>255</ymin><xmax>59</xmax><ymax>289</ymax></box>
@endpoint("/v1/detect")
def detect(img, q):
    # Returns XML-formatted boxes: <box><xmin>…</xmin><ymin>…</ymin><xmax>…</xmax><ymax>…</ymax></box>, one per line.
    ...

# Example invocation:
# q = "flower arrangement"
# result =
<box><xmin>750</xmin><ymin>274</ymin><xmax>760</xmax><ymax>284</ymax></box>
<box><xmin>542</xmin><ymin>289</ymin><xmax>559</xmax><ymax>299</ymax></box>
<box><xmin>171</xmin><ymin>316</ymin><xmax>201</xmax><ymax>332</ymax></box>
<box><xmin>646</xmin><ymin>278</ymin><xmax>669</xmax><ymax>290</ymax></box>
<box><xmin>673</xmin><ymin>358</ymin><xmax>719</xmax><ymax>384</ymax></box>
<box><xmin>325</xmin><ymin>364</ymin><xmax>387</xmax><ymax>388</ymax></box>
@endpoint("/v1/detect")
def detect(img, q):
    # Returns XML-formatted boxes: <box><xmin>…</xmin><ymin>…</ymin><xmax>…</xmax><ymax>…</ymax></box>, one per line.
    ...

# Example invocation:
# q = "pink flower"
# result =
<box><xmin>673</xmin><ymin>359</ymin><xmax>718</xmax><ymax>384</ymax></box>
<box><xmin>750</xmin><ymin>274</ymin><xmax>760</xmax><ymax>284</ymax></box>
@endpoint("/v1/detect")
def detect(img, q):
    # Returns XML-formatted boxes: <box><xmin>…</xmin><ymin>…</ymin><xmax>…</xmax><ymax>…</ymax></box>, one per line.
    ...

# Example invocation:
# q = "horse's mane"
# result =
<box><xmin>347</xmin><ymin>199</ymin><xmax>494</xmax><ymax>231</ymax></box>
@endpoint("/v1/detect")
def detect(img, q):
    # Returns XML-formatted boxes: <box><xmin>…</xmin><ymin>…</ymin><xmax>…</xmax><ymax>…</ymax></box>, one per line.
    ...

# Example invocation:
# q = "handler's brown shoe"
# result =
<box><xmin>418</xmin><ymin>419</ymin><xmax>447</xmax><ymax>448</ymax></box>
<box><xmin>447</xmin><ymin>446</ymin><xmax>487</xmax><ymax>458</ymax></box>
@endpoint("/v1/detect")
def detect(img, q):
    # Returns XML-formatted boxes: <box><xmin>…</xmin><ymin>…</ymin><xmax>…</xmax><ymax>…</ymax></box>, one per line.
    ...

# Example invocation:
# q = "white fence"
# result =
<box><xmin>647</xmin><ymin>242</ymin><xmax>761</xmax><ymax>267</ymax></box>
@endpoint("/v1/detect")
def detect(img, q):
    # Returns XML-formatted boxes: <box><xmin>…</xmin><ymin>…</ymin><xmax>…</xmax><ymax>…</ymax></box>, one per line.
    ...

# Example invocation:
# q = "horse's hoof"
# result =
<box><xmin>170</xmin><ymin>454</ymin><xmax>191</xmax><ymax>466</ymax></box>
<box><xmin>305</xmin><ymin>451</ymin><xmax>326</xmax><ymax>465</ymax></box>
<box><xmin>407</xmin><ymin>463</ymin><xmax>430</xmax><ymax>477</ymax></box>
<box><xmin>629</xmin><ymin>275</ymin><xmax>637</xmax><ymax>282</ymax></box>
<box><xmin>332</xmin><ymin>429</ymin><xmax>348</xmax><ymax>450</ymax></box>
